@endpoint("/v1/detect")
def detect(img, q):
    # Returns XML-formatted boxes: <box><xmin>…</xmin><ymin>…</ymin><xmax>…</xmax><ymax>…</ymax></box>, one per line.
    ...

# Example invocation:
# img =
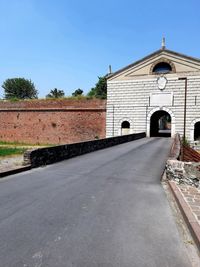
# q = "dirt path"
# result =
<box><xmin>0</xmin><ymin>155</ymin><xmax>24</xmax><ymax>173</ymax></box>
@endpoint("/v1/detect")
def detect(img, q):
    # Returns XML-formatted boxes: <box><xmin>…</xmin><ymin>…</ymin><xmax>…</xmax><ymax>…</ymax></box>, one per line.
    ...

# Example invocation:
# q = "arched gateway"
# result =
<box><xmin>147</xmin><ymin>107</ymin><xmax>175</xmax><ymax>137</ymax></box>
<box><xmin>150</xmin><ymin>110</ymin><xmax>171</xmax><ymax>137</ymax></box>
<box><xmin>106</xmin><ymin>44</ymin><xmax>200</xmax><ymax>142</ymax></box>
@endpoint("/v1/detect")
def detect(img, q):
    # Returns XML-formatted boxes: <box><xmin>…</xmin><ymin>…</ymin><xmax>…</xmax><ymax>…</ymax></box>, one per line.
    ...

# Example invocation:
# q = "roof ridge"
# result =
<box><xmin>107</xmin><ymin>49</ymin><xmax>200</xmax><ymax>79</ymax></box>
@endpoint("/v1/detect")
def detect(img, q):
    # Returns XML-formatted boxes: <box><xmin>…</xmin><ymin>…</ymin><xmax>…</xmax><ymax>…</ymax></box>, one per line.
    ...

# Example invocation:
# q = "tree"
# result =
<box><xmin>72</xmin><ymin>88</ymin><xmax>83</xmax><ymax>97</ymax></box>
<box><xmin>2</xmin><ymin>78</ymin><xmax>38</xmax><ymax>99</ymax></box>
<box><xmin>87</xmin><ymin>76</ymin><xmax>107</xmax><ymax>99</ymax></box>
<box><xmin>46</xmin><ymin>88</ymin><xmax>65</xmax><ymax>98</ymax></box>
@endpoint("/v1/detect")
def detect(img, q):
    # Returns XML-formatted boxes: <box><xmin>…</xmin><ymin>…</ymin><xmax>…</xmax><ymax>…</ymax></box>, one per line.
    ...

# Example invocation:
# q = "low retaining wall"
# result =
<box><xmin>169</xmin><ymin>133</ymin><xmax>181</xmax><ymax>159</ymax></box>
<box><xmin>166</xmin><ymin>133</ymin><xmax>200</xmax><ymax>188</ymax></box>
<box><xmin>166</xmin><ymin>159</ymin><xmax>200</xmax><ymax>188</ymax></box>
<box><xmin>24</xmin><ymin>132</ymin><xmax>146</xmax><ymax>168</ymax></box>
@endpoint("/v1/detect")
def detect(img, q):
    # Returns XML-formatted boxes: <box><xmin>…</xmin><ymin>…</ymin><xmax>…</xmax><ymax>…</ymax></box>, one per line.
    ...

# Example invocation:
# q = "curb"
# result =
<box><xmin>0</xmin><ymin>166</ymin><xmax>32</xmax><ymax>178</ymax></box>
<box><xmin>168</xmin><ymin>181</ymin><xmax>200</xmax><ymax>251</ymax></box>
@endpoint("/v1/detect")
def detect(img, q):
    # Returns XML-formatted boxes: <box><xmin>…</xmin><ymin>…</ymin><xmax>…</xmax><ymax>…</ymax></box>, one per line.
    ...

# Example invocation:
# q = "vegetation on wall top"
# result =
<box><xmin>1</xmin><ymin>75</ymin><xmax>107</xmax><ymax>101</ymax></box>
<box><xmin>72</xmin><ymin>88</ymin><xmax>83</xmax><ymax>97</ymax></box>
<box><xmin>2</xmin><ymin>78</ymin><xmax>38</xmax><ymax>100</ymax></box>
<box><xmin>87</xmin><ymin>76</ymin><xmax>107</xmax><ymax>99</ymax></box>
<box><xmin>46</xmin><ymin>88</ymin><xmax>65</xmax><ymax>99</ymax></box>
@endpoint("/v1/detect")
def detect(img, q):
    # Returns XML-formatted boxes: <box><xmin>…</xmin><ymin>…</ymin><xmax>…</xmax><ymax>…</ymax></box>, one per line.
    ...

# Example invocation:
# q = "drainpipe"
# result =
<box><xmin>112</xmin><ymin>105</ymin><xmax>115</xmax><ymax>137</ymax></box>
<box><xmin>146</xmin><ymin>105</ymin><xmax>148</xmax><ymax>134</ymax></box>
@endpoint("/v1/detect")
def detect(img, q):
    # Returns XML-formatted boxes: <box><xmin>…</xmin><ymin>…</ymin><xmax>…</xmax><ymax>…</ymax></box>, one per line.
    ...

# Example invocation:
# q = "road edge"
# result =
<box><xmin>0</xmin><ymin>166</ymin><xmax>31</xmax><ymax>178</ymax></box>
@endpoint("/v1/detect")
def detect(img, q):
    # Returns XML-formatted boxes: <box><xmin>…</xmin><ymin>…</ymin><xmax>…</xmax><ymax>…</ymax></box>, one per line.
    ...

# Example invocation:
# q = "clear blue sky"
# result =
<box><xmin>0</xmin><ymin>0</ymin><xmax>199</xmax><ymax>98</ymax></box>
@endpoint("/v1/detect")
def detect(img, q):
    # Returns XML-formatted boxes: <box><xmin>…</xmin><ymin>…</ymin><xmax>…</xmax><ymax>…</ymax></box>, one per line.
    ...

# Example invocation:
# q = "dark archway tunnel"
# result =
<box><xmin>150</xmin><ymin>110</ymin><xmax>171</xmax><ymax>137</ymax></box>
<box><xmin>194</xmin><ymin>121</ymin><xmax>200</xmax><ymax>141</ymax></box>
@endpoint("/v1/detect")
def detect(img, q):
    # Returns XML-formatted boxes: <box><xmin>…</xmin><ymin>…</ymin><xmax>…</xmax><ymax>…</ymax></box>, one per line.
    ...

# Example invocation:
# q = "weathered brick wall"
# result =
<box><xmin>0</xmin><ymin>99</ymin><xmax>106</xmax><ymax>144</ymax></box>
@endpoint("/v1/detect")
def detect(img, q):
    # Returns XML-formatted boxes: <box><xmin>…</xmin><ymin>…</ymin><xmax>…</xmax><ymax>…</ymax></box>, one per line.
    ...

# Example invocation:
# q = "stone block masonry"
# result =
<box><xmin>0</xmin><ymin>99</ymin><xmax>106</xmax><ymax>145</ymax></box>
<box><xmin>106</xmin><ymin>77</ymin><xmax>200</xmax><ymax>140</ymax></box>
<box><xmin>24</xmin><ymin>132</ymin><xmax>146</xmax><ymax>167</ymax></box>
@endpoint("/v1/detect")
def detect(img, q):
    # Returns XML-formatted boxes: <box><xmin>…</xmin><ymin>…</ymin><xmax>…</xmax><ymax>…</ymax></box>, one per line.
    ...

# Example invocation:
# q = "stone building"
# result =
<box><xmin>106</xmin><ymin>41</ymin><xmax>200</xmax><ymax>142</ymax></box>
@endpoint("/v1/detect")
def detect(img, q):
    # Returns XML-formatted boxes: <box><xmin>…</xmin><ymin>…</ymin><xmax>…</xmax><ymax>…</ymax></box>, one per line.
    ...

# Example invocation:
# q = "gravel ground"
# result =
<box><xmin>0</xmin><ymin>155</ymin><xmax>24</xmax><ymax>172</ymax></box>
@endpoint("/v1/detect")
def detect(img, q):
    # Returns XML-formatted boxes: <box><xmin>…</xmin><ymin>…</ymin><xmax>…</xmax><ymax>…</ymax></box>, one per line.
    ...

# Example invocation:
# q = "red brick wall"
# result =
<box><xmin>0</xmin><ymin>99</ymin><xmax>106</xmax><ymax>144</ymax></box>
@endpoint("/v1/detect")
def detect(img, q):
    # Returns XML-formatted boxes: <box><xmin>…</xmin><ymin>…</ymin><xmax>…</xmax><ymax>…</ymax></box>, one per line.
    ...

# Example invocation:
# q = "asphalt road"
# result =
<box><xmin>0</xmin><ymin>138</ymin><xmax>192</xmax><ymax>267</ymax></box>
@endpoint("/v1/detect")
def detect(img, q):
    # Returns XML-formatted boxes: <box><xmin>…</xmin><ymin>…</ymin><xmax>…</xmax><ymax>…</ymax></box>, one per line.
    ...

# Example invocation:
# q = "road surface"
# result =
<box><xmin>0</xmin><ymin>138</ymin><xmax>192</xmax><ymax>266</ymax></box>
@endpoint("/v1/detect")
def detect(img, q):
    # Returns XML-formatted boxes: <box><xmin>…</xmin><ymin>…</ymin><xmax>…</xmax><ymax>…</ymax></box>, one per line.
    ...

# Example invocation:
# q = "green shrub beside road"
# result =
<box><xmin>0</xmin><ymin>147</ymin><xmax>26</xmax><ymax>157</ymax></box>
<box><xmin>0</xmin><ymin>141</ymin><xmax>50</xmax><ymax>157</ymax></box>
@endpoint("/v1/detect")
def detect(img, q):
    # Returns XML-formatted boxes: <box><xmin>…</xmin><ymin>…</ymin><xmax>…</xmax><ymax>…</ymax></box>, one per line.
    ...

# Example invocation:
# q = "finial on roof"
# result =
<box><xmin>109</xmin><ymin>65</ymin><xmax>112</xmax><ymax>74</ymax></box>
<box><xmin>161</xmin><ymin>37</ymin><xmax>166</xmax><ymax>50</ymax></box>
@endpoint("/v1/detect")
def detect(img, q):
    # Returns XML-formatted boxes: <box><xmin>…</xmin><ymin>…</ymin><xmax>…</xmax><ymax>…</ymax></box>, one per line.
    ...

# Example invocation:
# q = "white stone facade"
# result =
<box><xmin>106</xmin><ymin>49</ymin><xmax>200</xmax><ymax>142</ymax></box>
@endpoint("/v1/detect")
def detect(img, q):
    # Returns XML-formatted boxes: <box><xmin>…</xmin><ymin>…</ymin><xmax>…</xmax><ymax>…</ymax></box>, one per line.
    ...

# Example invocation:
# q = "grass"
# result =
<box><xmin>0</xmin><ymin>95</ymin><xmax>99</xmax><ymax>102</ymax></box>
<box><xmin>0</xmin><ymin>141</ymin><xmax>54</xmax><ymax>157</ymax></box>
<box><xmin>0</xmin><ymin>140</ymin><xmax>53</xmax><ymax>147</ymax></box>
<box><xmin>0</xmin><ymin>147</ymin><xmax>26</xmax><ymax>157</ymax></box>
<box><xmin>0</xmin><ymin>141</ymin><xmax>32</xmax><ymax>146</ymax></box>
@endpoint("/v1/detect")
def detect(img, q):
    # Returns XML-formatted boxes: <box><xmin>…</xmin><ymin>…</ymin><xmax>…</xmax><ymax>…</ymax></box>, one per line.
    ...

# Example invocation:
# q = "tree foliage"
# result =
<box><xmin>87</xmin><ymin>76</ymin><xmax>107</xmax><ymax>99</ymax></box>
<box><xmin>2</xmin><ymin>78</ymin><xmax>38</xmax><ymax>99</ymax></box>
<box><xmin>72</xmin><ymin>88</ymin><xmax>83</xmax><ymax>97</ymax></box>
<box><xmin>46</xmin><ymin>88</ymin><xmax>65</xmax><ymax>98</ymax></box>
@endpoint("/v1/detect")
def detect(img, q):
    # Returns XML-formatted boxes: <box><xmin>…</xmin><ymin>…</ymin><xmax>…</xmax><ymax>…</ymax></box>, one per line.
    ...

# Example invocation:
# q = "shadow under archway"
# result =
<box><xmin>150</xmin><ymin>110</ymin><xmax>171</xmax><ymax>137</ymax></box>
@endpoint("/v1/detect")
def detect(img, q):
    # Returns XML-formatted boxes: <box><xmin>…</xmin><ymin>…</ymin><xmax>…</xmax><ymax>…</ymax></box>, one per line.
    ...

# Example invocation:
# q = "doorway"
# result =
<box><xmin>121</xmin><ymin>121</ymin><xmax>130</xmax><ymax>135</ymax></box>
<box><xmin>194</xmin><ymin>121</ymin><xmax>200</xmax><ymax>141</ymax></box>
<box><xmin>150</xmin><ymin>111</ymin><xmax>171</xmax><ymax>137</ymax></box>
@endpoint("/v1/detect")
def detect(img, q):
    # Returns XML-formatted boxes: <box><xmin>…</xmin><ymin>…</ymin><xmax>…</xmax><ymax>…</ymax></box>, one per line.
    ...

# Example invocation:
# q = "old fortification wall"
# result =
<box><xmin>0</xmin><ymin>99</ymin><xmax>106</xmax><ymax>144</ymax></box>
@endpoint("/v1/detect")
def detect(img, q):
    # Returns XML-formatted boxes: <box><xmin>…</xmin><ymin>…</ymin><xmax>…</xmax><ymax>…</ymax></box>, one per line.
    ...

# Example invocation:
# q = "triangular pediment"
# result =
<box><xmin>107</xmin><ymin>49</ymin><xmax>200</xmax><ymax>81</ymax></box>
